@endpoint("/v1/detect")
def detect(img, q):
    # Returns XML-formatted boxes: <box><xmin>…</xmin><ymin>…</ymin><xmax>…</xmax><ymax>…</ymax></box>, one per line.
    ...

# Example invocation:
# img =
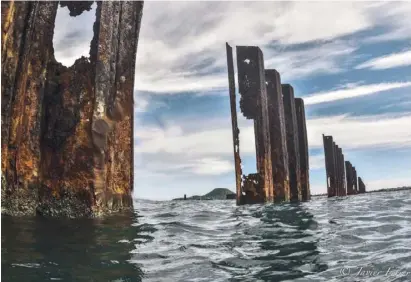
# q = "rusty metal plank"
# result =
<box><xmin>352</xmin><ymin>166</ymin><xmax>358</xmax><ymax>193</ymax></box>
<box><xmin>237</xmin><ymin>46</ymin><xmax>273</xmax><ymax>202</ymax></box>
<box><xmin>345</xmin><ymin>161</ymin><xmax>355</xmax><ymax>195</ymax></box>
<box><xmin>282</xmin><ymin>84</ymin><xmax>301</xmax><ymax>201</ymax></box>
<box><xmin>295</xmin><ymin>98</ymin><xmax>310</xmax><ymax>201</ymax></box>
<box><xmin>334</xmin><ymin>144</ymin><xmax>340</xmax><ymax>196</ymax></box>
<box><xmin>358</xmin><ymin>177</ymin><xmax>366</xmax><ymax>193</ymax></box>
<box><xmin>2</xmin><ymin>1</ymin><xmax>58</xmax><ymax>216</ymax></box>
<box><xmin>323</xmin><ymin>135</ymin><xmax>336</xmax><ymax>197</ymax></box>
<box><xmin>265</xmin><ymin>69</ymin><xmax>289</xmax><ymax>202</ymax></box>
<box><xmin>340</xmin><ymin>150</ymin><xmax>346</xmax><ymax>196</ymax></box>
<box><xmin>226</xmin><ymin>43</ymin><xmax>242</xmax><ymax>205</ymax></box>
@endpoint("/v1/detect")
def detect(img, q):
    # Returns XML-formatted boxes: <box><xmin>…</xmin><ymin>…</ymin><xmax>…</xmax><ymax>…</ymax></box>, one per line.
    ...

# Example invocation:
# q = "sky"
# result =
<box><xmin>53</xmin><ymin>1</ymin><xmax>411</xmax><ymax>200</ymax></box>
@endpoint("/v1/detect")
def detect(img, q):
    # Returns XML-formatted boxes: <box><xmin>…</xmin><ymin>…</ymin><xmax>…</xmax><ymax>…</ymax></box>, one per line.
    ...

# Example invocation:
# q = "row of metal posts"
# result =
<box><xmin>226</xmin><ymin>43</ymin><xmax>310</xmax><ymax>205</ymax></box>
<box><xmin>323</xmin><ymin>135</ymin><xmax>366</xmax><ymax>197</ymax></box>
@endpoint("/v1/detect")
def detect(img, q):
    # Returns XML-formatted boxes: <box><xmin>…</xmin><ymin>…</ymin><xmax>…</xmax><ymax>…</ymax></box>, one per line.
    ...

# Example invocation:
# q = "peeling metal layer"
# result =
<box><xmin>1</xmin><ymin>1</ymin><xmax>144</xmax><ymax>217</ymax></box>
<box><xmin>237</xmin><ymin>46</ymin><xmax>273</xmax><ymax>202</ymax></box>
<box><xmin>323</xmin><ymin>135</ymin><xmax>336</xmax><ymax>197</ymax></box>
<box><xmin>226</xmin><ymin>43</ymin><xmax>242</xmax><ymax>205</ymax></box>
<box><xmin>265</xmin><ymin>70</ymin><xmax>289</xmax><ymax>202</ymax></box>
<box><xmin>282</xmin><ymin>84</ymin><xmax>301</xmax><ymax>201</ymax></box>
<box><xmin>295</xmin><ymin>98</ymin><xmax>310</xmax><ymax>201</ymax></box>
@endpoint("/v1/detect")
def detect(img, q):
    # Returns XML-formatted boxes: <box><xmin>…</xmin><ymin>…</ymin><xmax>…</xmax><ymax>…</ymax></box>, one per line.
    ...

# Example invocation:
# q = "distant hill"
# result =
<box><xmin>173</xmin><ymin>188</ymin><xmax>235</xmax><ymax>201</ymax></box>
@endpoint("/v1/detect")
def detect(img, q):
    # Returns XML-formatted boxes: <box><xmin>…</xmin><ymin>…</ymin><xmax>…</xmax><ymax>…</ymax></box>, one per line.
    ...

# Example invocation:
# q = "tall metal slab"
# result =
<box><xmin>323</xmin><ymin>135</ymin><xmax>337</xmax><ymax>197</ymax></box>
<box><xmin>295</xmin><ymin>98</ymin><xmax>310</xmax><ymax>201</ymax></box>
<box><xmin>353</xmin><ymin>166</ymin><xmax>358</xmax><ymax>193</ymax></box>
<box><xmin>335</xmin><ymin>144</ymin><xmax>340</xmax><ymax>196</ymax></box>
<box><xmin>1</xmin><ymin>1</ymin><xmax>144</xmax><ymax>217</ymax></box>
<box><xmin>345</xmin><ymin>161</ymin><xmax>355</xmax><ymax>195</ymax></box>
<box><xmin>226</xmin><ymin>43</ymin><xmax>242</xmax><ymax>205</ymax></box>
<box><xmin>358</xmin><ymin>177</ymin><xmax>366</xmax><ymax>193</ymax></box>
<box><xmin>237</xmin><ymin>46</ymin><xmax>273</xmax><ymax>202</ymax></box>
<box><xmin>340</xmin><ymin>150</ymin><xmax>346</xmax><ymax>196</ymax></box>
<box><xmin>265</xmin><ymin>70</ymin><xmax>289</xmax><ymax>202</ymax></box>
<box><xmin>282</xmin><ymin>84</ymin><xmax>301</xmax><ymax>201</ymax></box>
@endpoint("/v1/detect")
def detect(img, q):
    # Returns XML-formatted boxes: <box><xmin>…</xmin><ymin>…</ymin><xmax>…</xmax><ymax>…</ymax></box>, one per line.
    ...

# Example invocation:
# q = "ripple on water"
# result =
<box><xmin>2</xmin><ymin>190</ymin><xmax>411</xmax><ymax>281</ymax></box>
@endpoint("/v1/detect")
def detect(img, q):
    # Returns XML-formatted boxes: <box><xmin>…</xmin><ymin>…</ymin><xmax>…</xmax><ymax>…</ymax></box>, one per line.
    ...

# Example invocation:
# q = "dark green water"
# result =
<box><xmin>2</xmin><ymin>190</ymin><xmax>411</xmax><ymax>281</ymax></box>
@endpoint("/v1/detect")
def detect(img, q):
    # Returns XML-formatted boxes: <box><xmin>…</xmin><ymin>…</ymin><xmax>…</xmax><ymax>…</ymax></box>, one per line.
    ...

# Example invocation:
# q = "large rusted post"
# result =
<box><xmin>358</xmin><ymin>177</ymin><xmax>366</xmax><ymax>193</ymax></box>
<box><xmin>340</xmin><ymin>149</ymin><xmax>346</xmax><ymax>196</ymax></box>
<box><xmin>1</xmin><ymin>1</ymin><xmax>59</xmax><ymax>215</ymax></box>
<box><xmin>334</xmin><ymin>144</ymin><xmax>340</xmax><ymax>196</ymax></box>
<box><xmin>323</xmin><ymin>135</ymin><xmax>336</xmax><ymax>197</ymax></box>
<box><xmin>265</xmin><ymin>70</ymin><xmax>289</xmax><ymax>202</ymax></box>
<box><xmin>345</xmin><ymin>161</ymin><xmax>355</xmax><ymax>195</ymax></box>
<box><xmin>2</xmin><ymin>1</ymin><xmax>144</xmax><ymax>217</ymax></box>
<box><xmin>352</xmin><ymin>166</ymin><xmax>358</xmax><ymax>193</ymax></box>
<box><xmin>226</xmin><ymin>43</ymin><xmax>242</xmax><ymax>205</ymax></box>
<box><xmin>295</xmin><ymin>98</ymin><xmax>310</xmax><ymax>201</ymax></box>
<box><xmin>282</xmin><ymin>84</ymin><xmax>301</xmax><ymax>201</ymax></box>
<box><xmin>237</xmin><ymin>46</ymin><xmax>273</xmax><ymax>202</ymax></box>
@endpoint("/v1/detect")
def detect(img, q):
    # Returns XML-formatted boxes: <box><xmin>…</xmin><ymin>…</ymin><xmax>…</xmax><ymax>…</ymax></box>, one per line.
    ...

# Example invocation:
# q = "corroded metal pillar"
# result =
<box><xmin>345</xmin><ymin>161</ymin><xmax>355</xmax><ymax>195</ymax></box>
<box><xmin>295</xmin><ymin>98</ymin><xmax>310</xmax><ymax>201</ymax></box>
<box><xmin>265</xmin><ymin>70</ymin><xmax>289</xmax><ymax>202</ymax></box>
<box><xmin>237</xmin><ymin>46</ymin><xmax>273</xmax><ymax>202</ymax></box>
<box><xmin>334</xmin><ymin>144</ymin><xmax>340</xmax><ymax>196</ymax></box>
<box><xmin>1</xmin><ymin>1</ymin><xmax>144</xmax><ymax>217</ymax></box>
<box><xmin>226</xmin><ymin>43</ymin><xmax>242</xmax><ymax>205</ymax></box>
<box><xmin>1</xmin><ymin>1</ymin><xmax>59</xmax><ymax>215</ymax></box>
<box><xmin>358</xmin><ymin>177</ymin><xmax>366</xmax><ymax>193</ymax></box>
<box><xmin>340</xmin><ymin>149</ymin><xmax>346</xmax><ymax>196</ymax></box>
<box><xmin>352</xmin><ymin>166</ymin><xmax>358</xmax><ymax>193</ymax></box>
<box><xmin>282</xmin><ymin>84</ymin><xmax>301</xmax><ymax>201</ymax></box>
<box><xmin>323</xmin><ymin>135</ymin><xmax>336</xmax><ymax>197</ymax></box>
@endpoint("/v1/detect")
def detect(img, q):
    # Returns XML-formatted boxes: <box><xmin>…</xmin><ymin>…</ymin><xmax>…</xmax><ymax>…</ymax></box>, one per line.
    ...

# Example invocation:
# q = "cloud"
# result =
<box><xmin>355</xmin><ymin>50</ymin><xmax>411</xmax><ymax>70</ymax></box>
<box><xmin>307</xmin><ymin>113</ymin><xmax>411</xmax><ymax>149</ymax></box>
<box><xmin>134</xmin><ymin>2</ymin><xmax>410</xmax><ymax>94</ymax></box>
<box><xmin>53</xmin><ymin>3</ymin><xmax>96</xmax><ymax>66</ymax></box>
<box><xmin>303</xmin><ymin>82</ymin><xmax>411</xmax><ymax>105</ymax></box>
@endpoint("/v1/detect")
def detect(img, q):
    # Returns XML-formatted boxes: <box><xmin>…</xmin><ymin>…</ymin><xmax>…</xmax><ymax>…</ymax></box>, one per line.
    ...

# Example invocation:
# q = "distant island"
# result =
<box><xmin>173</xmin><ymin>188</ymin><xmax>236</xmax><ymax>201</ymax></box>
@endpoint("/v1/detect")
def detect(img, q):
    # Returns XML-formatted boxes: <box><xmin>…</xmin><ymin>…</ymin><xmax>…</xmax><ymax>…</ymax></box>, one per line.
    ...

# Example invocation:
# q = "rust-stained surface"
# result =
<box><xmin>265</xmin><ymin>70</ymin><xmax>290</xmax><ymax>202</ymax></box>
<box><xmin>282</xmin><ymin>84</ymin><xmax>301</xmax><ymax>201</ymax></box>
<box><xmin>1</xmin><ymin>1</ymin><xmax>144</xmax><ymax>217</ymax></box>
<box><xmin>358</xmin><ymin>177</ymin><xmax>366</xmax><ymax>193</ymax></box>
<box><xmin>226</xmin><ymin>43</ymin><xmax>242</xmax><ymax>205</ymax></box>
<box><xmin>323</xmin><ymin>135</ymin><xmax>336</xmax><ymax>197</ymax></box>
<box><xmin>295</xmin><ymin>98</ymin><xmax>310</xmax><ymax>201</ymax></box>
<box><xmin>236</xmin><ymin>46</ymin><xmax>273</xmax><ymax>202</ymax></box>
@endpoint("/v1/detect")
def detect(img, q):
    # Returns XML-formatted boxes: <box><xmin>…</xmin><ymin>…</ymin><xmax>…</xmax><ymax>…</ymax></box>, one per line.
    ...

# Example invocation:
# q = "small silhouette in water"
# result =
<box><xmin>184</xmin><ymin>194</ymin><xmax>187</xmax><ymax>200</ymax></box>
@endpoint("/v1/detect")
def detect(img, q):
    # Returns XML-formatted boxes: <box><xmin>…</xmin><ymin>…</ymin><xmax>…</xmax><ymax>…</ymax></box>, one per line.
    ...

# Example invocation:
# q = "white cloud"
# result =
<box><xmin>134</xmin><ymin>2</ymin><xmax>411</xmax><ymax>94</ymax></box>
<box><xmin>355</xmin><ymin>50</ymin><xmax>411</xmax><ymax>70</ymax></box>
<box><xmin>303</xmin><ymin>81</ymin><xmax>411</xmax><ymax>105</ymax></box>
<box><xmin>307</xmin><ymin>113</ymin><xmax>411</xmax><ymax>149</ymax></box>
<box><xmin>53</xmin><ymin>3</ymin><xmax>96</xmax><ymax>67</ymax></box>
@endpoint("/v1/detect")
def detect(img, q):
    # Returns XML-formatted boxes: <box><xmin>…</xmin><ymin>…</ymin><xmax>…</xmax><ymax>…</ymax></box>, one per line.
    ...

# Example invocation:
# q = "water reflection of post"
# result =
<box><xmin>1</xmin><ymin>212</ymin><xmax>144</xmax><ymax>281</ymax></box>
<box><xmin>253</xmin><ymin>204</ymin><xmax>327</xmax><ymax>281</ymax></box>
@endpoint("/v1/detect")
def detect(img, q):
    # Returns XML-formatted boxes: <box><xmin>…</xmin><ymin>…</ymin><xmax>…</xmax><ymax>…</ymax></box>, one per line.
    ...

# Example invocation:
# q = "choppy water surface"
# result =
<box><xmin>2</xmin><ymin>190</ymin><xmax>411</xmax><ymax>281</ymax></box>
